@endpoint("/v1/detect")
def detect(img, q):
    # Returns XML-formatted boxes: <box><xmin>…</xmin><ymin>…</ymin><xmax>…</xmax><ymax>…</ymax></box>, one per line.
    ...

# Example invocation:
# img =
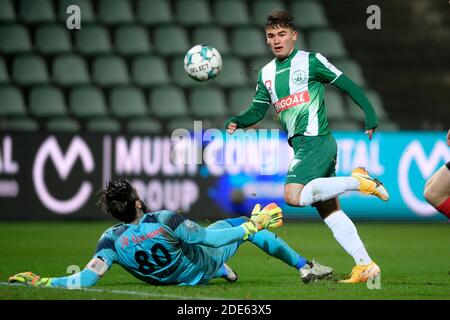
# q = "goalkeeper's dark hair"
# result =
<box><xmin>97</xmin><ymin>178</ymin><xmax>146</xmax><ymax>223</ymax></box>
<box><xmin>265</xmin><ymin>10</ymin><xmax>295</xmax><ymax>30</ymax></box>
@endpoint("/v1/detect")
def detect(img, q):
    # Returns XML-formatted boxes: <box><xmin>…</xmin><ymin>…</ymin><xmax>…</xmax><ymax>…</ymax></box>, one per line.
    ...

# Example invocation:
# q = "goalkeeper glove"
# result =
<box><xmin>242</xmin><ymin>203</ymin><xmax>283</xmax><ymax>240</ymax></box>
<box><xmin>242</xmin><ymin>219</ymin><xmax>259</xmax><ymax>240</ymax></box>
<box><xmin>251</xmin><ymin>202</ymin><xmax>283</xmax><ymax>229</ymax></box>
<box><xmin>9</xmin><ymin>272</ymin><xmax>52</xmax><ymax>287</ymax></box>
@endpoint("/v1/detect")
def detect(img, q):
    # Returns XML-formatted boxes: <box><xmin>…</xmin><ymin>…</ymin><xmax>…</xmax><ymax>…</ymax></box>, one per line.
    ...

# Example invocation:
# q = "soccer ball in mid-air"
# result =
<box><xmin>184</xmin><ymin>44</ymin><xmax>222</xmax><ymax>82</ymax></box>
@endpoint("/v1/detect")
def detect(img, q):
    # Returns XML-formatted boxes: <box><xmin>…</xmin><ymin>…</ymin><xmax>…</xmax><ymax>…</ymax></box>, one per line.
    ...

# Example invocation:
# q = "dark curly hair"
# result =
<box><xmin>265</xmin><ymin>10</ymin><xmax>295</xmax><ymax>30</ymax></box>
<box><xmin>97</xmin><ymin>178</ymin><xmax>146</xmax><ymax>223</ymax></box>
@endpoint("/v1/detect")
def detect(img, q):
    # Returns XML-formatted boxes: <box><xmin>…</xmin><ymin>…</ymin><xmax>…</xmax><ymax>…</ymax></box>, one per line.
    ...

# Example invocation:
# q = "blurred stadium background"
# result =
<box><xmin>0</xmin><ymin>0</ymin><xmax>449</xmax><ymax>222</ymax></box>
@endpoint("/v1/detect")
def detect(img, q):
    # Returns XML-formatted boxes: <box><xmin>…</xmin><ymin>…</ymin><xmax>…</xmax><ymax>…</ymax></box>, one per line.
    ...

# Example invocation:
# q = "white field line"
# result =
<box><xmin>0</xmin><ymin>282</ymin><xmax>229</xmax><ymax>300</ymax></box>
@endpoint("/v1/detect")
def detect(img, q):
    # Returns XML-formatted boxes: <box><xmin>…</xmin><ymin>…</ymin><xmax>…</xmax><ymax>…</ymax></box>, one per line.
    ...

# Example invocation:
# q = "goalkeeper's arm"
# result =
<box><xmin>8</xmin><ymin>256</ymin><xmax>110</xmax><ymax>288</ymax></box>
<box><xmin>172</xmin><ymin>205</ymin><xmax>283</xmax><ymax>247</ymax></box>
<box><xmin>50</xmin><ymin>256</ymin><xmax>110</xmax><ymax>288</ymax></box>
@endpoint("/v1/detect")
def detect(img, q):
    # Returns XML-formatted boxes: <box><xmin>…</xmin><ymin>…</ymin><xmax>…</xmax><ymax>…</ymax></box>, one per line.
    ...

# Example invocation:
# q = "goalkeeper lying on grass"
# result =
<box><xmin>9</xmin><ymin>178</ymin><xmax>332</xmax><ymax>288</ymax></box>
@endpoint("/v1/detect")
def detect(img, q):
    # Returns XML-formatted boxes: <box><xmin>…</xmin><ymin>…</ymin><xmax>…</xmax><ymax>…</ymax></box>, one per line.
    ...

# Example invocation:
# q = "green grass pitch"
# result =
<box><xmin>1</xmin><ymin>221</ymin><xmax>449</xmax><ymax>300</ymax></box>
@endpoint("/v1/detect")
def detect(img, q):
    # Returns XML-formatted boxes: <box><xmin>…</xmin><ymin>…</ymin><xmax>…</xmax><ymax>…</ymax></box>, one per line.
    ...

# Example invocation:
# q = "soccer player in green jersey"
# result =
<box><xmin>225</xmin><ymin>11</ymin><xmax>389</xmax><ymax>283</ymax></box>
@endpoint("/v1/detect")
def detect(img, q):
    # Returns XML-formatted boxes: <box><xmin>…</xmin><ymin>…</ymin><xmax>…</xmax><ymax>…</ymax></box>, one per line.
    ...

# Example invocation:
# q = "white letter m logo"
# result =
<box><xmin>33</xmin><ymin>136</ymin><xmax>94</xmax><ymax>214</ymax></box>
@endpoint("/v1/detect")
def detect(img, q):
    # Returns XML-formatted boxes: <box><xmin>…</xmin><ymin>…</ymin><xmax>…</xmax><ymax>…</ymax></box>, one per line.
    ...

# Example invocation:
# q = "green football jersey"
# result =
<box><xmin>253</xmin><ymin>49</ymin><xmax>342</xmax><ymax>138</ymax></box>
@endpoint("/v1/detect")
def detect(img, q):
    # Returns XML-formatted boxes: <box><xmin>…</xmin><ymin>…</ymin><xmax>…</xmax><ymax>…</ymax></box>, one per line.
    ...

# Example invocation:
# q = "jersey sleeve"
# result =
<box><xmin>159</xmin><ymin>211</ymin><xmax>246</xmax><ymax>247</ymax></box>
<box><xmin>253</xmin><ymin>72</ymin><xmax>272</xmax><ymax>107</ymax></box>
<box><xmin>224</xmin><ymin>71</ymin><xmax>271</xmax><ymax>129</ymax></box>
<box><xmin>49</xmin><ymin>231</ymin><xmax>118</xmax><ymax>288</ymax></box>
<box><xmin>332</xmin><ymin>74</ymin><xmax>379</xmax><ymax>130</ymax></box>
<box><xmin>93</xmin><ymin>231</ymin><xmax>119</xmax><ymax>268</ymax></box>
<box><xmin>311</xmin><ymin>53</ymin><xmax>343</xmax><ymax>84</ymax></box>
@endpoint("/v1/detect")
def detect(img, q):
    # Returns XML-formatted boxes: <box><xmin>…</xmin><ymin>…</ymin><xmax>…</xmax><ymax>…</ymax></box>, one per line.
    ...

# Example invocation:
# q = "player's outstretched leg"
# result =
<box><xmin>248</xmin><ymin>230</ymin><xmax>333</xmax><ymax>283</ymax></box>
<box><xmin>297</xmin><ymin>167</ymin><xmax>389</xmax><ymax>207</ymax></box>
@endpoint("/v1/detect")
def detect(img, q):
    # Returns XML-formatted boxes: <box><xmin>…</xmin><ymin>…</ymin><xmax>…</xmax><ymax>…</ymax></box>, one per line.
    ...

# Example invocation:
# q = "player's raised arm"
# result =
<box><xmin>9</xmin><ymin>233</ymin><xmax>118</xmax><ymax>289</ymax></box>
<box><xmin>224</xmin><ymin>72</ymin><xmax>271</xmax><ymax>134</ymax></box>
<box><xmin>332</xmin><ymin>74</ymin><xmax>378</xmax><ymax>138</ymax></box>
<box><xmin>312</xmin><ymin>53</ymin><xmax>379</xmax><ymax>138</ymax></box>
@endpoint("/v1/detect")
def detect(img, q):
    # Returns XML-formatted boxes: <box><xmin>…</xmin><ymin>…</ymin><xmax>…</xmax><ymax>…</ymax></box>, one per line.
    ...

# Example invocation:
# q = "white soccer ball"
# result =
<box><xmin>184</xmin><ymin>44</ymin><xmax>222</xmax><ymax>82</ymax></box>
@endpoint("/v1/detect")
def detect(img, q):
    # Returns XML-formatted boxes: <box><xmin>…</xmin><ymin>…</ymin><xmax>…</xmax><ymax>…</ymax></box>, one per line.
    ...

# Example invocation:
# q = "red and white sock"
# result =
<box><xmin>436</xmin><ymin>197</ymin><xmax>450</xmax><ymax>219</ymax></box>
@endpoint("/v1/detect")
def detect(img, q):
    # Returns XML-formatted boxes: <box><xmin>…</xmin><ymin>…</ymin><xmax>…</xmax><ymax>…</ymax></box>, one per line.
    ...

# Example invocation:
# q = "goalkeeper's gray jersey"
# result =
<box><xmin>253</xmin><ymin>49</ymin><xmax>342</xmax><ymax>138</ymax></box>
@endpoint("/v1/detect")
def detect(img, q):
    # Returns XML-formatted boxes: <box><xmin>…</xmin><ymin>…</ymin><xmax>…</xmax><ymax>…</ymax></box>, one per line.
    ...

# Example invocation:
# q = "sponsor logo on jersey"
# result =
<box><xmin>120</xmin><ymin>236</ymin><xmax>130</xmax><ymax>249</ymax></box>
<box><xmin>274</xmin><ymin>91</ymin><xmax>310</xmax><ymax>113</ymax></box>
<box><xmin>128</xmin><ymin>227</ymin><xmax>166</xmax><ymax>245</ymax></box>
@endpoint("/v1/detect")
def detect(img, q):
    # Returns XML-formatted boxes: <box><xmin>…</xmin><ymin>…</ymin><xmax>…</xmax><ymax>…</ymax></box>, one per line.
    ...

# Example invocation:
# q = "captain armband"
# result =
<box><xmin>86</xmin><ymin>257</ymin><xmax>109</xmax><ymax>277</ymax></box>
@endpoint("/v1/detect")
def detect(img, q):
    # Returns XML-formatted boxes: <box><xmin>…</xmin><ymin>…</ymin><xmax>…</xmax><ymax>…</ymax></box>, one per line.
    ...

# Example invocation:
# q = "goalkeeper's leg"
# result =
<box><xmin>220</xmin><ymin>217</ymin><xmax>332</xmax><ymax>282</ymax></box>
<box><xmin>217</xmin><ymin>216</ymin><xmax>305</xmax><ymax>268</ymax></box>
<box><xmin>209</xmin><ymin>217</ymin><xmax>332</xmax><ymax>283</ymax></box>
<box><xmin>248</xmin><ymin>230</ymin><xmax>333</xmax><ymax>283</ymax></box>
<box><xmin>248</xmin><ymin>230</ymin><xmax>306</xmax><ymax>269</ymax></box>
<box><xmin>208</xmin><ymin>218</ymin><xmax>244</xmax><ymax>282</ymax></box>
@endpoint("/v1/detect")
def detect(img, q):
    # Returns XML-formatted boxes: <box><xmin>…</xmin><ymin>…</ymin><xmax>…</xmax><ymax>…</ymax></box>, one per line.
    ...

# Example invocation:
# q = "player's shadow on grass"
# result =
<box><xmin>97</xmin><ymin>273</ymin><xmax>348</xmax><ymax>288</ymax></box>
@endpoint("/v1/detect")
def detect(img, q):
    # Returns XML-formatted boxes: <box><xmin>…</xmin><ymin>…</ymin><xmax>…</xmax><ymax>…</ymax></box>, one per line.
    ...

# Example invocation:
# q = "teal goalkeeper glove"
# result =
<box><xmin>242</xmin><ymin>203</ymin><xmax>283</xmax><ymax>240</ymax></box>
<box><xmin>9</xmin><ymin>272</ymin><xmax>52</xmax><ymax>287</ymax></box>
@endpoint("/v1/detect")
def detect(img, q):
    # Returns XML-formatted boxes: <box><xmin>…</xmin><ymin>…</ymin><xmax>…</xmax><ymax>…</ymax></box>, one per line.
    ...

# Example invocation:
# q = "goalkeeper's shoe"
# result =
<box><xmin>299</xmin><ymin>260</ymin><xmax>333</xmax><ymax>284</ymax></box>
<box><xmin>222</xmin><ymin>264</ymin><xmax>238</xmax><ymax>283</ymax></box>
<box><xmin>8</xmin><ymin>272</ymin><xmax>51</xmax><ymax>287</ymax></box>
<box><xmin>339</xmin><ymin>262</ymin><xmax>380</xmax><ymax>283</ymax></box>
<box><xmin>351</xmin><ymin>167</ymin><xmax>389</xmax><ymax>201</ymax></box>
